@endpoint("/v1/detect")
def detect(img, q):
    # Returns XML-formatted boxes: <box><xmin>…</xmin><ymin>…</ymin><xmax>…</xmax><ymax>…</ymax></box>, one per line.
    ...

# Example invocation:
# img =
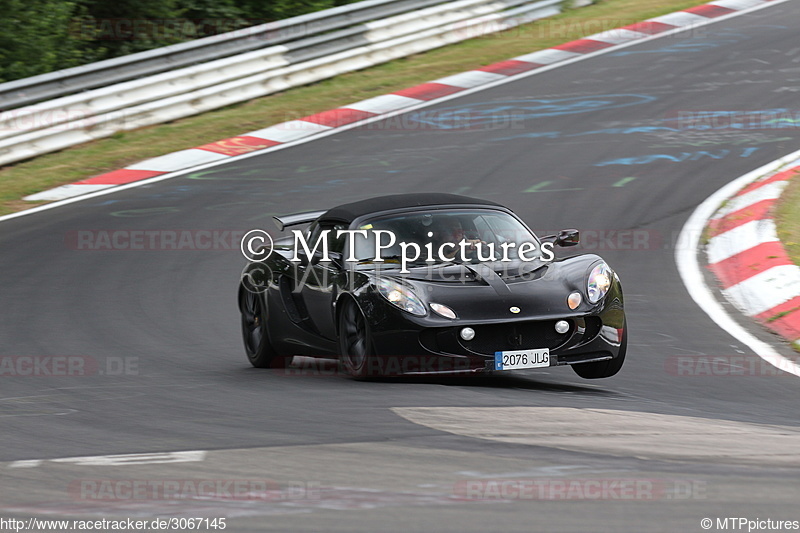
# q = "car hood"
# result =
<box><xmin>386</xmin><ymin>255</ymin><xmax>607</xmax><ymax>321</ymax></box>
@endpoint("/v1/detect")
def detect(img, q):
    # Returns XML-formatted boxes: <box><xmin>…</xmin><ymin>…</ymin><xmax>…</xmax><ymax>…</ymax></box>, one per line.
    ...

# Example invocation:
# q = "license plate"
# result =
<box><xmin>494</xmin><ymin>349</ymin><xmax>550</xmax><ymax>371</ymax></box>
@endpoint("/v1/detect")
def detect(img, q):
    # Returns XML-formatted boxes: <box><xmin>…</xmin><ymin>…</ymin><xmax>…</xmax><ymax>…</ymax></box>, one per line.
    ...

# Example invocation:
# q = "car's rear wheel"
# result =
<box><xmin>338</xmin><ymin>300</ymin><xmax>377</xmax><ymax>379</ymax></box>
<box><xmin>239</xmin><ymin>286</ymin><xmax>286</xmax><ymax>368</ymax></box>
<box><xmin>571</xmin><ymin>321</ymin><xmax>627</xmax><ymax>379</ymax></box>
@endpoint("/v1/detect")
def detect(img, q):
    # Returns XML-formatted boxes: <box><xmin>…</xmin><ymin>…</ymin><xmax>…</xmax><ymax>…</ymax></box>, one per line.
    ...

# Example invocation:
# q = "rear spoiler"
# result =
<box><xmin>272</xmin><ymin>210</ymin><xmax>326</xmax><ymax>231</ymax></box>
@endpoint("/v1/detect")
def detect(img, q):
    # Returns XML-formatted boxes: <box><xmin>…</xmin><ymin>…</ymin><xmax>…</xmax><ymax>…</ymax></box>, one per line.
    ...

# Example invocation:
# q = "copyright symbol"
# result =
<box><xmin>701</xmin><ymin>518</ymin><xmax>712</xmax><ymax>530</ymax></box>
<box><xmin>241</xmin><ymin>263</ymin><xmax>272</xmax><ymax>294</ymax></box>
<box><xmin>241</xmin><ymin>229</ymin><xmax>273</xmax><ymax>262</ymax></box>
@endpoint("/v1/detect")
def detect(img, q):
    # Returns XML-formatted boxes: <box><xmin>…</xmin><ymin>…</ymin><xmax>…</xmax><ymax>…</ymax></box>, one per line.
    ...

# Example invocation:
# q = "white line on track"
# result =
<box><xmin>8</xmin><ymin>450</ymin><xmax>207</xmax><ymax>468</ymax></box>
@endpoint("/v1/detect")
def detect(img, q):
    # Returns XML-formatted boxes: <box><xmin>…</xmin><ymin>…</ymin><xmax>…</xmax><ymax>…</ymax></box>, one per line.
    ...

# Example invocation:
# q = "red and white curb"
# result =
<box><xmin>24</xmin><ymin>0</ymin><xmax>776</xmax><ymax>202</ymax></box>
<box><xmin>706</xmin><ymin>164</ymin><xmax>800</xmax><ymax>349</ymax></box>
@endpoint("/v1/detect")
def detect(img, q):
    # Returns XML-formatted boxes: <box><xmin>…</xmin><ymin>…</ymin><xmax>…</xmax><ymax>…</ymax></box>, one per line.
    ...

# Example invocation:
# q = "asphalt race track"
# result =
<box><xmin>2</xmin><ymin>3</ymin><xmax>800</xmax><ymax>532</ymax></box>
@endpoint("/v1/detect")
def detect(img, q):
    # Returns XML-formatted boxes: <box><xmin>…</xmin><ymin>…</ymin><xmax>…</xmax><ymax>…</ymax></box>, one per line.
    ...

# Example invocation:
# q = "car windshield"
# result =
<box><xmin>349</xmin><ymin>208</ymin><xmax>540</xmax><ymax>264</ymax></box>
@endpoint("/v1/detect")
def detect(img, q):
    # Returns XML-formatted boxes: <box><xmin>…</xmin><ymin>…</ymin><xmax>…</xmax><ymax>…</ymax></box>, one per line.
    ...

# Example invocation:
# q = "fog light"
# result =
<box><xmin>555</xmin><ymin>320</ymin><xmax>570</xmax><ymax>334</ymax></box>
<box><xmin>567</xmin><ymin>291</ymin><xmax>582</xmax><ymax>310</ymax></box>
<box><xmin>460</xmin><ymin>327</ymin><xmax>475</xmax><ymax>341</ymax></box>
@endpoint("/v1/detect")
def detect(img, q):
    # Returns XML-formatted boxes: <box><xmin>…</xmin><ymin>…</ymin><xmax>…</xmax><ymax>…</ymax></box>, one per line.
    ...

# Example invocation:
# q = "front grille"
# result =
<box><xmin>461</xmin><ymin>320</ymin><xmax>573</xmax><ymax>355</ymax></box>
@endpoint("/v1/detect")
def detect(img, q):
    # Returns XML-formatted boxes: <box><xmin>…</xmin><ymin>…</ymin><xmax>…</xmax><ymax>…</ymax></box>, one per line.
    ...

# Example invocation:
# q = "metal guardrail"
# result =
<box><xmin>0</xmin><ymin>0</ymin><xmax>565</xmax><ymax>167</ymax></box>
<box><xmin>0</xmin><ymin>0</ymin><xmax>448</xmax><ymax>109</ymax></box>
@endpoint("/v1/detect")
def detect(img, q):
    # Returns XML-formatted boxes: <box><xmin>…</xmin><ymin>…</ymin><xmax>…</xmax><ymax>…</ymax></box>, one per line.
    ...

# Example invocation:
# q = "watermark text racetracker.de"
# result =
<box><xmin>0</xmin><ymin>517</ymin><xmax>227</xmax><ymax>531</ymax></box>
<box><xmin>666</xmin><ymin>355</ymin><xmax>800</xmax><ymax>377</ymax></box>
<box><xmin>70</xmin><ymin>479</ymin><xmax>320</xmax><ymax>502</ymax></box>
<box><xmin>280</xmin><ymin>355</ymin><xmax>475</xmax><ymax>377</ymax></box>
<box><xmin>0</xmin><ymin>108</ymin><xmax>128</xmax><ymax>132</ymax></box>
<box><xmin>66</xmin><ymin>230</ymin><xmax>246</xmax><ymax>251</ymax></box>
<box><xmin>0</xmin><ymin>356</ymin><xmax>138</xmax><ymax>377</ymax></box>
<box><xmin>454</xmin><ymin>478</ymin><xmax>706</xmax><ymax>501</ymax></box>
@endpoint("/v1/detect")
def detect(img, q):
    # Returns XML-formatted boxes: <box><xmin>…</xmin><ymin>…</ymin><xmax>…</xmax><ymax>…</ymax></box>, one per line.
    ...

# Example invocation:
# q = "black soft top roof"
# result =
<box><xmin>320</xmin><ymin>193</ymin><xmax>505</xmax><ymax>224</ymax></box>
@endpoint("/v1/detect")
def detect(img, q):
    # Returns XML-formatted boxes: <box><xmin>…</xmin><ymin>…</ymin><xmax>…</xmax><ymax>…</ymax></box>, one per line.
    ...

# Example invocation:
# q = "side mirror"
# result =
<box><xmin>555</xmin><ymin>229</ymin><xmax>580</xmax><ymax>247</ymax></box>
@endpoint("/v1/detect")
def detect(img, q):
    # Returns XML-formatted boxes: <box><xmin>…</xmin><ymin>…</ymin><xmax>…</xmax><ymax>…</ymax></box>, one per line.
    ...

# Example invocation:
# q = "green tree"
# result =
<box><xmin>0</xmin><ymin>0</ymin><xmax>91</xmax><ymax>82</ymax></box>
<box><xmin>78</xmin><ymin>0</ymin><xmax>181</xmax><ymax>59</ymax></box>
<box><xmin>0</xmin><ymin>0</ymin><xmax>365</xmax><ymax>84</ymax></box>
<box><xmin>235</xmin><ymin>0</ymin><xmax>360</xmax><ymax>22</ymax></box>
<box><xmin>173</xmin><ymin>0</ymin><xmax>250</xmax><ymax>39</ymax></box>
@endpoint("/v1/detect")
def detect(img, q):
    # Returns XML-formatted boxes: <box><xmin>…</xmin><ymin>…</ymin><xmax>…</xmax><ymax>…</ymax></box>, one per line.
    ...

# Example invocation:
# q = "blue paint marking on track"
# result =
<box><xmin>594</xmin><ymin>147</ymin><xmax>760</xmax><ymax>166</ymax></box>
<box><xmin>609</xmin><ymin>40</ymin><xmax>737</xmax><ymax>57</ymax></box>
<box><xmin>490</xmin><ymin>108</ymin><xmax>800</xmax><ymax>143</ymax></box>
<box><xmin>406</xmin><ymin>95</ymin><xmax>658</xmax><ymax>129</ymax></box>
<box><xmin>608</xmin><ymin>27</ymin><xmax>786</xmax><ymax>57</ymax></box>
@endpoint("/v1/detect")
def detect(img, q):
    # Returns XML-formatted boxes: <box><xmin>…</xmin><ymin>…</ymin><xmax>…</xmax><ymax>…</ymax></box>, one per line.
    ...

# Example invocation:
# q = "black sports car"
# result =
<box><xmin>238</xmin><ymin>193</ymin><xmax>626</xmax><ymax>379</ymax></box>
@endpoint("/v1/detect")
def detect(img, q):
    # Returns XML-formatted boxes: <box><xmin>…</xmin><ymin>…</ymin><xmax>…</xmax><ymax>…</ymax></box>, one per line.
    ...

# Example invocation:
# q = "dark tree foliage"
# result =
<box><xmin>0</xmin><ymin>0</ymin><xmax>94</xmax><ymax>82</ymax></box>
<box><xmin>0</xmin><ymin>0</ymin><xmax>361</xmax><ymax>83</ymax></box>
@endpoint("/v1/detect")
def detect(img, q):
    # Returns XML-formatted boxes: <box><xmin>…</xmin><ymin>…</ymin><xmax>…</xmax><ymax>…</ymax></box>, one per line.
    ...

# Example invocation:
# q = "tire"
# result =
<box><xmin>338</xmin><ymin>299</ymin><xmax>377</xmax><ymax>379</ymax></box>
<box><xmin>571</xmin><ymin>322</ymin><xmax>627</xmax><ymax>379</ymax></box>
<box><xmin>238</xmin><ymin>286</ymin><xmax>286</xmax><ymax>368</ymax></box>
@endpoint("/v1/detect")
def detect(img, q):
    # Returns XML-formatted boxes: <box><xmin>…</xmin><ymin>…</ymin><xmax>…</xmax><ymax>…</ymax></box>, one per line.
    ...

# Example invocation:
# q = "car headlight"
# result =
<box><xmin>587</xmin><ymin>263</ymin><xmax>612</xmax><ymax>304</ymax></box>
<box><xmin>377</xmin><ymin>278</ymin><xmax>427</xmax><ymax>316</ymax></box>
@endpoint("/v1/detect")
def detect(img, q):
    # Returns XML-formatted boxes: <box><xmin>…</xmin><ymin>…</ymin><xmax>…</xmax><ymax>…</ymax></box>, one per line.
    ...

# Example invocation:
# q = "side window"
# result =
<box><xmin>484</xmin><ymin>214</ymin><xmax>523</xmax><ymax>244</ymax></box>
<box><xmin>302</xmin><ymin>222</ymin><xmax>322</xmax><ymax>257</ymax></box>
<box><xmin>328</xmin><ymin>224</ymin><xmax>347</xmax><ymax>254</ymax></box>
<box><xmin>472</xmin><ymin>215</ymin><xmax>495</xmax><ymax>243</ymax></box>
<box><xmin>308</xmin><ymin>222</ymin><xmax>346</xmax><ymax>257</ymax></box>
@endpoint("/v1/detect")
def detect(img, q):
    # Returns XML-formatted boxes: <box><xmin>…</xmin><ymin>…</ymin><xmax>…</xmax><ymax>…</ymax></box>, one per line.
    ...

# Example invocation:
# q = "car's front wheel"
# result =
<box><xmin>338</xmin><ymin>299</ymin><xmax>377</xmax><ymax>379</ymax></box>
<box><xmin>571</xmin><ymin>322</ymin><xmax>627</xmax><ymax>379</ymax></box>
<box><xmin>238</xmin><ymin>286</ymin><xmax>285</xmax><ymax>368</ymax></box>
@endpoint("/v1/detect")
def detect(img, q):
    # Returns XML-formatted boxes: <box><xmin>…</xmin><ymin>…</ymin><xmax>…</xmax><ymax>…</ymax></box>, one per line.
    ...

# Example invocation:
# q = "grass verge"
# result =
<box><xmin>774</xmin><ymin>172</ymin><xmax>800</xmax><ymax>352</ymax></box>
<box><xmin>0</xmin><ymin>0</ymin><xmax>709</xmax><ymax>216</ymax></box>
<box><xmin>776</xmin><ymin>173</ymin><xmax>800</xmax><ymax>267</ymax></box>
